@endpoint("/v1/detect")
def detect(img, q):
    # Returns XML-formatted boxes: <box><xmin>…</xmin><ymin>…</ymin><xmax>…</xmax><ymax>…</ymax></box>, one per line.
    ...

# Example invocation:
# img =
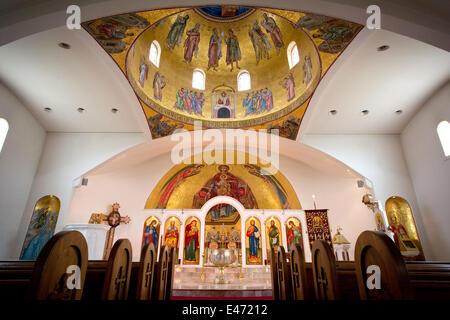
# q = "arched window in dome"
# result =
<box><xmin>287</xmin><ymin>41</ymin><xmax>300</xmax><ymax>69</ymax></box>
<box><xmin>192</xmin><ymin>68</ymin><xmax>205</xmax><ymax>90</ymax></box>
<box><xmin>437</xmin><ymin>120</ymin><xmax>450</xmax><ymax>157</ymax></box>
<box><xmin>0</xmin><ymin>118</ymin><xmax>9</xmax><ymax>152</ymax></box>
<box><xmin>149</xmin><ymin>40</ymin><xmax>161</xmax><ymax>67</ymax></box>
<box><xmin>237</xmin><ymin>70</ymin><xmax>251</xmax><ymax>92</ymax></box>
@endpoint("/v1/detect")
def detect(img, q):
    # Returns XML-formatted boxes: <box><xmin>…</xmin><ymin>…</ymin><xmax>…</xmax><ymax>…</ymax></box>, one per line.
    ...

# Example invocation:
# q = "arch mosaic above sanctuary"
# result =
<box><xmin>145</xmin><ymin>157</ymin><xmax>301</xmax><ymax>210</ymax></box>
<box><xmin>82</xmin><ymin>6</ymin><xmax>362</xmax><ymax>140</ymax></box>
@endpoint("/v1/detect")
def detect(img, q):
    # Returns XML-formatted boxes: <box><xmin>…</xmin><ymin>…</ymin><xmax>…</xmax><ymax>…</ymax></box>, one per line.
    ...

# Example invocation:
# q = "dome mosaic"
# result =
<box><xmin>82</xmin><ymin>6</ymin><xmax>362</xmax><ymax>139</ymax></box>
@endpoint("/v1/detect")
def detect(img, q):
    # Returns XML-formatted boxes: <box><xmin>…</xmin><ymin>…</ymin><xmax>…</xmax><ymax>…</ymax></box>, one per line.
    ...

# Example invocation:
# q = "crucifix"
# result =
<box><xmin>88</xmin><ymin>202</ymin><xmax>131</xmax><ymax>260</ymax></box>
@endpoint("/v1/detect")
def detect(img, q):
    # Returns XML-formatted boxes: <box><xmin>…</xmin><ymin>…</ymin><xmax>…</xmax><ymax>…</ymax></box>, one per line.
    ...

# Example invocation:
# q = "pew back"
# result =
<box><xmin>289</xmin><ymin>245</ymin><xmax>310</xmax><ymax>300</ymax></box>
<box><xmin>26</xmin><ymin>231</ymin><xmax>88</xmax><ymax>300</ymax></box>
<box><xmin>101</xmin><ymin>239</ymin><xmax>133</xmax><ymax>300</ymax></box>
<box><xmin>311</xmin><ymin>240</ymin><xmax>339</xmax><ymax>300</ymax></box>
<box><xmin>355</xmin><ymin>231</ymin><xmax>414</xmax><ymax>300</ymax></box>
<box><xmin>136</xmin><ymin>243</ymin><xmax>156</xmax><ymax>300</ymax></box>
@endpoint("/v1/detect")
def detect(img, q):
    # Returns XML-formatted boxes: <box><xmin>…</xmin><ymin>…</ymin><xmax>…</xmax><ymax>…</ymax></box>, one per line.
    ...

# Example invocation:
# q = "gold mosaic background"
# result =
<box><xmin>82</xmin><ymin>6</ymin><xmax>362</xmax><ymax>139</ymax></box>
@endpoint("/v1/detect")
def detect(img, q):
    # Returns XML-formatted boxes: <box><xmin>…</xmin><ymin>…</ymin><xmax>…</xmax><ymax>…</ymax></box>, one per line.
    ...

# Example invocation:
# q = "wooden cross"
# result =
<box><xmin>88</xmin><ymin>203</ymin><xmax>131</xmax><ymax>260</ymax></box>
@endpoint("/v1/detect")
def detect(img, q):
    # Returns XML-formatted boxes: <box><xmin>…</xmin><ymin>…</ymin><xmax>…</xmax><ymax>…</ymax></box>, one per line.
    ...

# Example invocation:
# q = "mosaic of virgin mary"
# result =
<box><xmin>193</xmin><ymin>165</ymin><xmax>258</xmax><ymax>217</ymax></box>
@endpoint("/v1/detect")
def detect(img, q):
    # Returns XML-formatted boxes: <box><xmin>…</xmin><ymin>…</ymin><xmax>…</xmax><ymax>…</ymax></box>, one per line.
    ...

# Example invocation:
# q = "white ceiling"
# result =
<box><xmin>0</xmin><ymin>25</ymin><xmax>147</xmax><ymax>133</ymax></box>
<box><xmin>301</xmin><ymin>28</ymin><xmax>450</xmax><ymax>135</ymax></box>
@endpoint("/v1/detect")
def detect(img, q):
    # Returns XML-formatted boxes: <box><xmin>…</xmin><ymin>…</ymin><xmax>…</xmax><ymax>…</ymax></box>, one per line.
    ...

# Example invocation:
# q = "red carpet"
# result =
<box><xmin>172</xmin><ymin>296</ymin><xmax>273</xmax><ymax>300</ymax></box>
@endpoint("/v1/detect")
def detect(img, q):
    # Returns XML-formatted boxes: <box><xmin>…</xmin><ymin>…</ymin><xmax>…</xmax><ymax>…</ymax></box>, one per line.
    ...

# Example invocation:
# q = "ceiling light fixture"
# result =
<box><xmin>58</xmin><ymin>42</ymin><xmax>71</xmax><ymax>49</ymax></box>
<box><xmin>377</xmin><ymin>45</ymin><xmax>389</xmax><ymax>51</ymax></box>
<box><xmin>361</xmin><ymin>109</ymin><xmax>369</xmax><ymax>116</ymax></box>
<box><xmin>111</xmin><ymin>108</ymin><xmax>119</xmax><ymax>114</ymax></box>
<box><xmin>395</xmin><ymin>109</ymin><xmax>403</xmax><ymax>115</ymax></box>
<box><xmin>77</xmin><ymin>107</ymin><xmax>85</xmax><ymax>113</ymax></box>
<box><xmin>44</xmin><ymin>107</ymin><xmax>52</xmax><ymax>112</ymax></box>
<box><xmin>329</xmin><ymin>109</ymin><xmax>337</xmax><ymax>116</ymax></box>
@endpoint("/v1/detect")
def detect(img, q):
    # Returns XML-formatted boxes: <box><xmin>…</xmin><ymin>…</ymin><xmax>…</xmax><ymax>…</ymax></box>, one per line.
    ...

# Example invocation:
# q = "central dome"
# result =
<box><xmin>126</xmin><ymin>6</ymin><xmax>321</xmax><ymax>128</ymax></box>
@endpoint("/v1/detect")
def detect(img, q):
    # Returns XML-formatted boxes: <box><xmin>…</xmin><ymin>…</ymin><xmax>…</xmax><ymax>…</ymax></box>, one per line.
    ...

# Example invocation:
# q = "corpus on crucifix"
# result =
<box><xmin>88</xmin><ymin>202</ymin><xmax>131</xmax><ymax>260</ymax></box>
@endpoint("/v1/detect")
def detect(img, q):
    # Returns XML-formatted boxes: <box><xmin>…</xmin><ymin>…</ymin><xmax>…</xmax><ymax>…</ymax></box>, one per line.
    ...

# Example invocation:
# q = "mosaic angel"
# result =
<box><xmin>166</xmin><ymin>14</ymin><xmax>189</xmax><ymax>50</ymax></box>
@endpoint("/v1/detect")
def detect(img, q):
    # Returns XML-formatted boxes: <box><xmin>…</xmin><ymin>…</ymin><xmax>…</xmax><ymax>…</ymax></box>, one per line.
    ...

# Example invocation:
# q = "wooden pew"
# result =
<box><xmin>289</xmin><ymin>245</ymin><xmax>310</xmax><ymax>300</ymax></box>
<box><xmin>153</xmin><ymin>245</ymin><xmax>173</xmax><ymax>300</ymax></box>
<box><xmin>355</xmin><ymin>230</ymin><xmax>414</xmax><ymax>299</ymax></box>
<box><xmin>272</xmin><ymin>246</ymin><xmax>293</xmax><ymax>300</ymax></box>
<box><xmin>270</xmin><ymin>248</ymin><xmax>279</xmax><ymax>300</ymax></box>
<box><xmin>311</xmin><ymin>240</ymin><xmax>340</xmax><ymax>300</ymax></box>
<box><xmin>27</xmin><ymin>230</ymin><xmax>88</xmax><ymax>300</ymax></box>
<box><xmin>135</xmin><ymin>243</ymin><xmax>157</xmax><ymax>300</ymax></box>
<box><xmin>101</xmin><ymin>239</ymin><xmax>133</xmax><ymax>300</ymax></box>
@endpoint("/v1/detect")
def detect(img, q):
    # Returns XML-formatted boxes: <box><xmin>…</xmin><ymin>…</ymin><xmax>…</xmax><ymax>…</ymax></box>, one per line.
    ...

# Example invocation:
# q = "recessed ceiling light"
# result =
<box><xmin>58</xmin><ymin>42</ymin><xmax>71</xmax><ymax>49</ymax></box>
<box><xmin>111</xmin><ymin>108</ymin><xmax>119</xmax><ymax>114</ymax></box>
<box><xmin>44</xmin><ymin>107</ymin><xmax>52</xmax><ymax>112</ymax></box>
<box><xmin>395</xmin><ymin>109</ymin><xmax>403</xmax><ymax>115</ymax></box>
<box><xmin>377</xmin><ymin>45</ymin><xmax>389</xmax><ymax>51</ymax></box>
<box><xmin>361</xmin><ymin>109</ymin><xmax>369</xmax><ymax>116</ymax></box>
<box><xmin>77</xmin><ymin>107</ymin><xmax>85</xmax><ymax>113</ymax></box>
<box><xmin>329</xmin><ymin>109</ymin><xmax>337</xmax><ymax>116</ymax></box>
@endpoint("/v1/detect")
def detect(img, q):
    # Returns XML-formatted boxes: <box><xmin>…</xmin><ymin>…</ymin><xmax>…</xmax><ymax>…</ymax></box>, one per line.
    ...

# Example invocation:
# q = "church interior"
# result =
<box><xmin>0</xmin><ymin>1</ymin><xmax>449</xmax><ymax>302</ymax></box>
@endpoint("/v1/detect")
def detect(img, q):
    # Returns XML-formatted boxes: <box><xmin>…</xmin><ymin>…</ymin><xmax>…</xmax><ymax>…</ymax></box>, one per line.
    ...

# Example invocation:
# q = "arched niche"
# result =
<box><xmin>265</xmin><ymin>216</ymin><xmax>282</xmax><ymax>263</ymax></box>
<box><xmin>285</xmin><ymin>216</ymin><xmax>304</xmax><ymax>252</ymax></box>
<box><xmin>245</xmin><ymin>216</ymin><xmax>263</xmax><ymax>265</ymax></box>
<box><xmin>183</xmin><ymin>216</ymin><xmax>201</xmax><ymax>265</ymax></box>
<box><xmin>204</xmin><ymin>203</ymin><xmax>241</xmax><ymax>266</ymax></box>
<box><xmin>162</xmin><ymin>216</ymin><xmax>181</xmax><ymax>262</ymax></box>
<box><xmin>385</xmin><ymin>196</ymin><xmax>425</xmax><ymax>261</ymax></box>
<box><xmin>20</xmin><ymin>195</ymin><xmax>61</xmax><ymax>260</ymax></box>
<box><xmin>142</xmin><ymin>215</ymin><xmax>160</xmax><ymax>251</ymax></box>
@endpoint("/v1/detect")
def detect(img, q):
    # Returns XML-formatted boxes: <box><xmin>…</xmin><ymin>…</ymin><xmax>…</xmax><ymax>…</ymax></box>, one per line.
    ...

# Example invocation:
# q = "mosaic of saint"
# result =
<box><xmin>385</xmin><ymin>196</ymin><xmax>424</xmax><ymax>261</ymax></box>
<box><xmin>266</xmin><ymin>217</ymin><xmax>282</xmax><ymax>262</ymax></box>
<box><xmin>184</xmin><ymin>217</ymin><xmax>200</xmax><ymax>264</ymax></box>
<box><xmin>286</xmin><ymin>217</ymin><xmax>304</xmax><ymax>251</ymax></box>
<box><xmin>163</xmin><ymin>216</ymin><xmax>181</xmax><ymax>258</ymax></box>
<box><xmin>142</xmin><ymin>216</ymin><xmax>160</xmax><ymax>250</ymax></box>
<box><xmin>246</xmin><ymin>217</ymin><xmax>262</xmax><ymax>264</ymax></box>
<box><xmin>193</xmin><ymin>164</ymin><xmax>258</xmax><ymax>212</ymax></box>
<box><xmin>20</xmin><ymin>196</ymin><xmax>60</xmax><ymax>260</ymax></box>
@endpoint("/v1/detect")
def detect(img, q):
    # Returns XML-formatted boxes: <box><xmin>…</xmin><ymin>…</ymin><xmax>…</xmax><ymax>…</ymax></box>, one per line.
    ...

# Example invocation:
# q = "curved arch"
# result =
<box><xmin>192</xmin><ymin>68</ymin><xmax>205</xmax><ymax>90</ymax></box>
<box><xmin>183</xmin><ymin>216</ymin><xmax>201</xmax><ymax>264</ymax></box>
<box><xmin>385</xmin><ymin>196</ymin><xmax>424</xmax><ymax>260</ymax></box>
<box><xmin>20</xmin><ymin>195</ymin><xmax>61</xmax><ymax>260</ymax></box>
<box><xmin>144</xmin><ymin>154</ymin><xmax>302</xmax><ymax>210</ymax></box>
<box><xmin>245</xmin><ymin>216</ymin><xmax>263</xmax><ymax>265</ymax></box>
<box><xmin>237</xmin><ymin>70</ymin><xmax>251</xmax><ymax>91</ymax></box>
<box><xmin>142</xmin><ymin>215</ymin><xmax>160</xmax><ymax>250</ymax></box>
<box><xmin>149</xmin><ymin>40</ymin><xmax>161</xmax><ymax>67</ymax></box>
<box><xmin>200</xmin><ymin>196</ymin><xmax>246</xmax><ymax>217</ymax></box>
<box><xmin>287</xmin><ymin>41</ymin><xmax>299</xmax><ymax>69</ymax></box>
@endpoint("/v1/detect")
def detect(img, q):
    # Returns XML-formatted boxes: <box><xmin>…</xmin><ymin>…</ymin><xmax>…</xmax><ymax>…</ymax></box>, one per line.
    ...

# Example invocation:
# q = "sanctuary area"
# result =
<box><xmin>0</xmin><ymin>2</ymin><xmax>449</xmax><ymax>301</ymax></box>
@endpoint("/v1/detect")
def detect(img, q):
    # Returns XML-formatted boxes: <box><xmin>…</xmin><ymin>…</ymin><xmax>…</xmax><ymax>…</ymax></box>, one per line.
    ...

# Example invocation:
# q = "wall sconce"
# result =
<box><xmin>362</xmin><ymin>193</ymin><xmax>379</xmax><ymax>212</ymax></box>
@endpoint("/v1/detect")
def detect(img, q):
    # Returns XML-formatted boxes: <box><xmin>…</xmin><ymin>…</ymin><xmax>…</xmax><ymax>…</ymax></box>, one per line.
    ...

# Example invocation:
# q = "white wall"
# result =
<box><xmin>66</xmin><ymin>149</ymin><xmax>375</xmax><ymax>261</ymax></box>
<box><xmin>16</xmin><ymin>132</ymin><xmax>146</xmax><ymax>259</ymax></box>
<box><xmin>0</xmin><ymin>83</ymin><xmax>46</xmax><ymax>259</ymax></box>
<box><xmin>300</xmin><ymin>134</ymin><xmax>428</xmax><ymax>257</ymax></box>
<box><xmin>401</xmin><ymin>82</ymin><xmax>450</xmax><ymax>261</ymax></box>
